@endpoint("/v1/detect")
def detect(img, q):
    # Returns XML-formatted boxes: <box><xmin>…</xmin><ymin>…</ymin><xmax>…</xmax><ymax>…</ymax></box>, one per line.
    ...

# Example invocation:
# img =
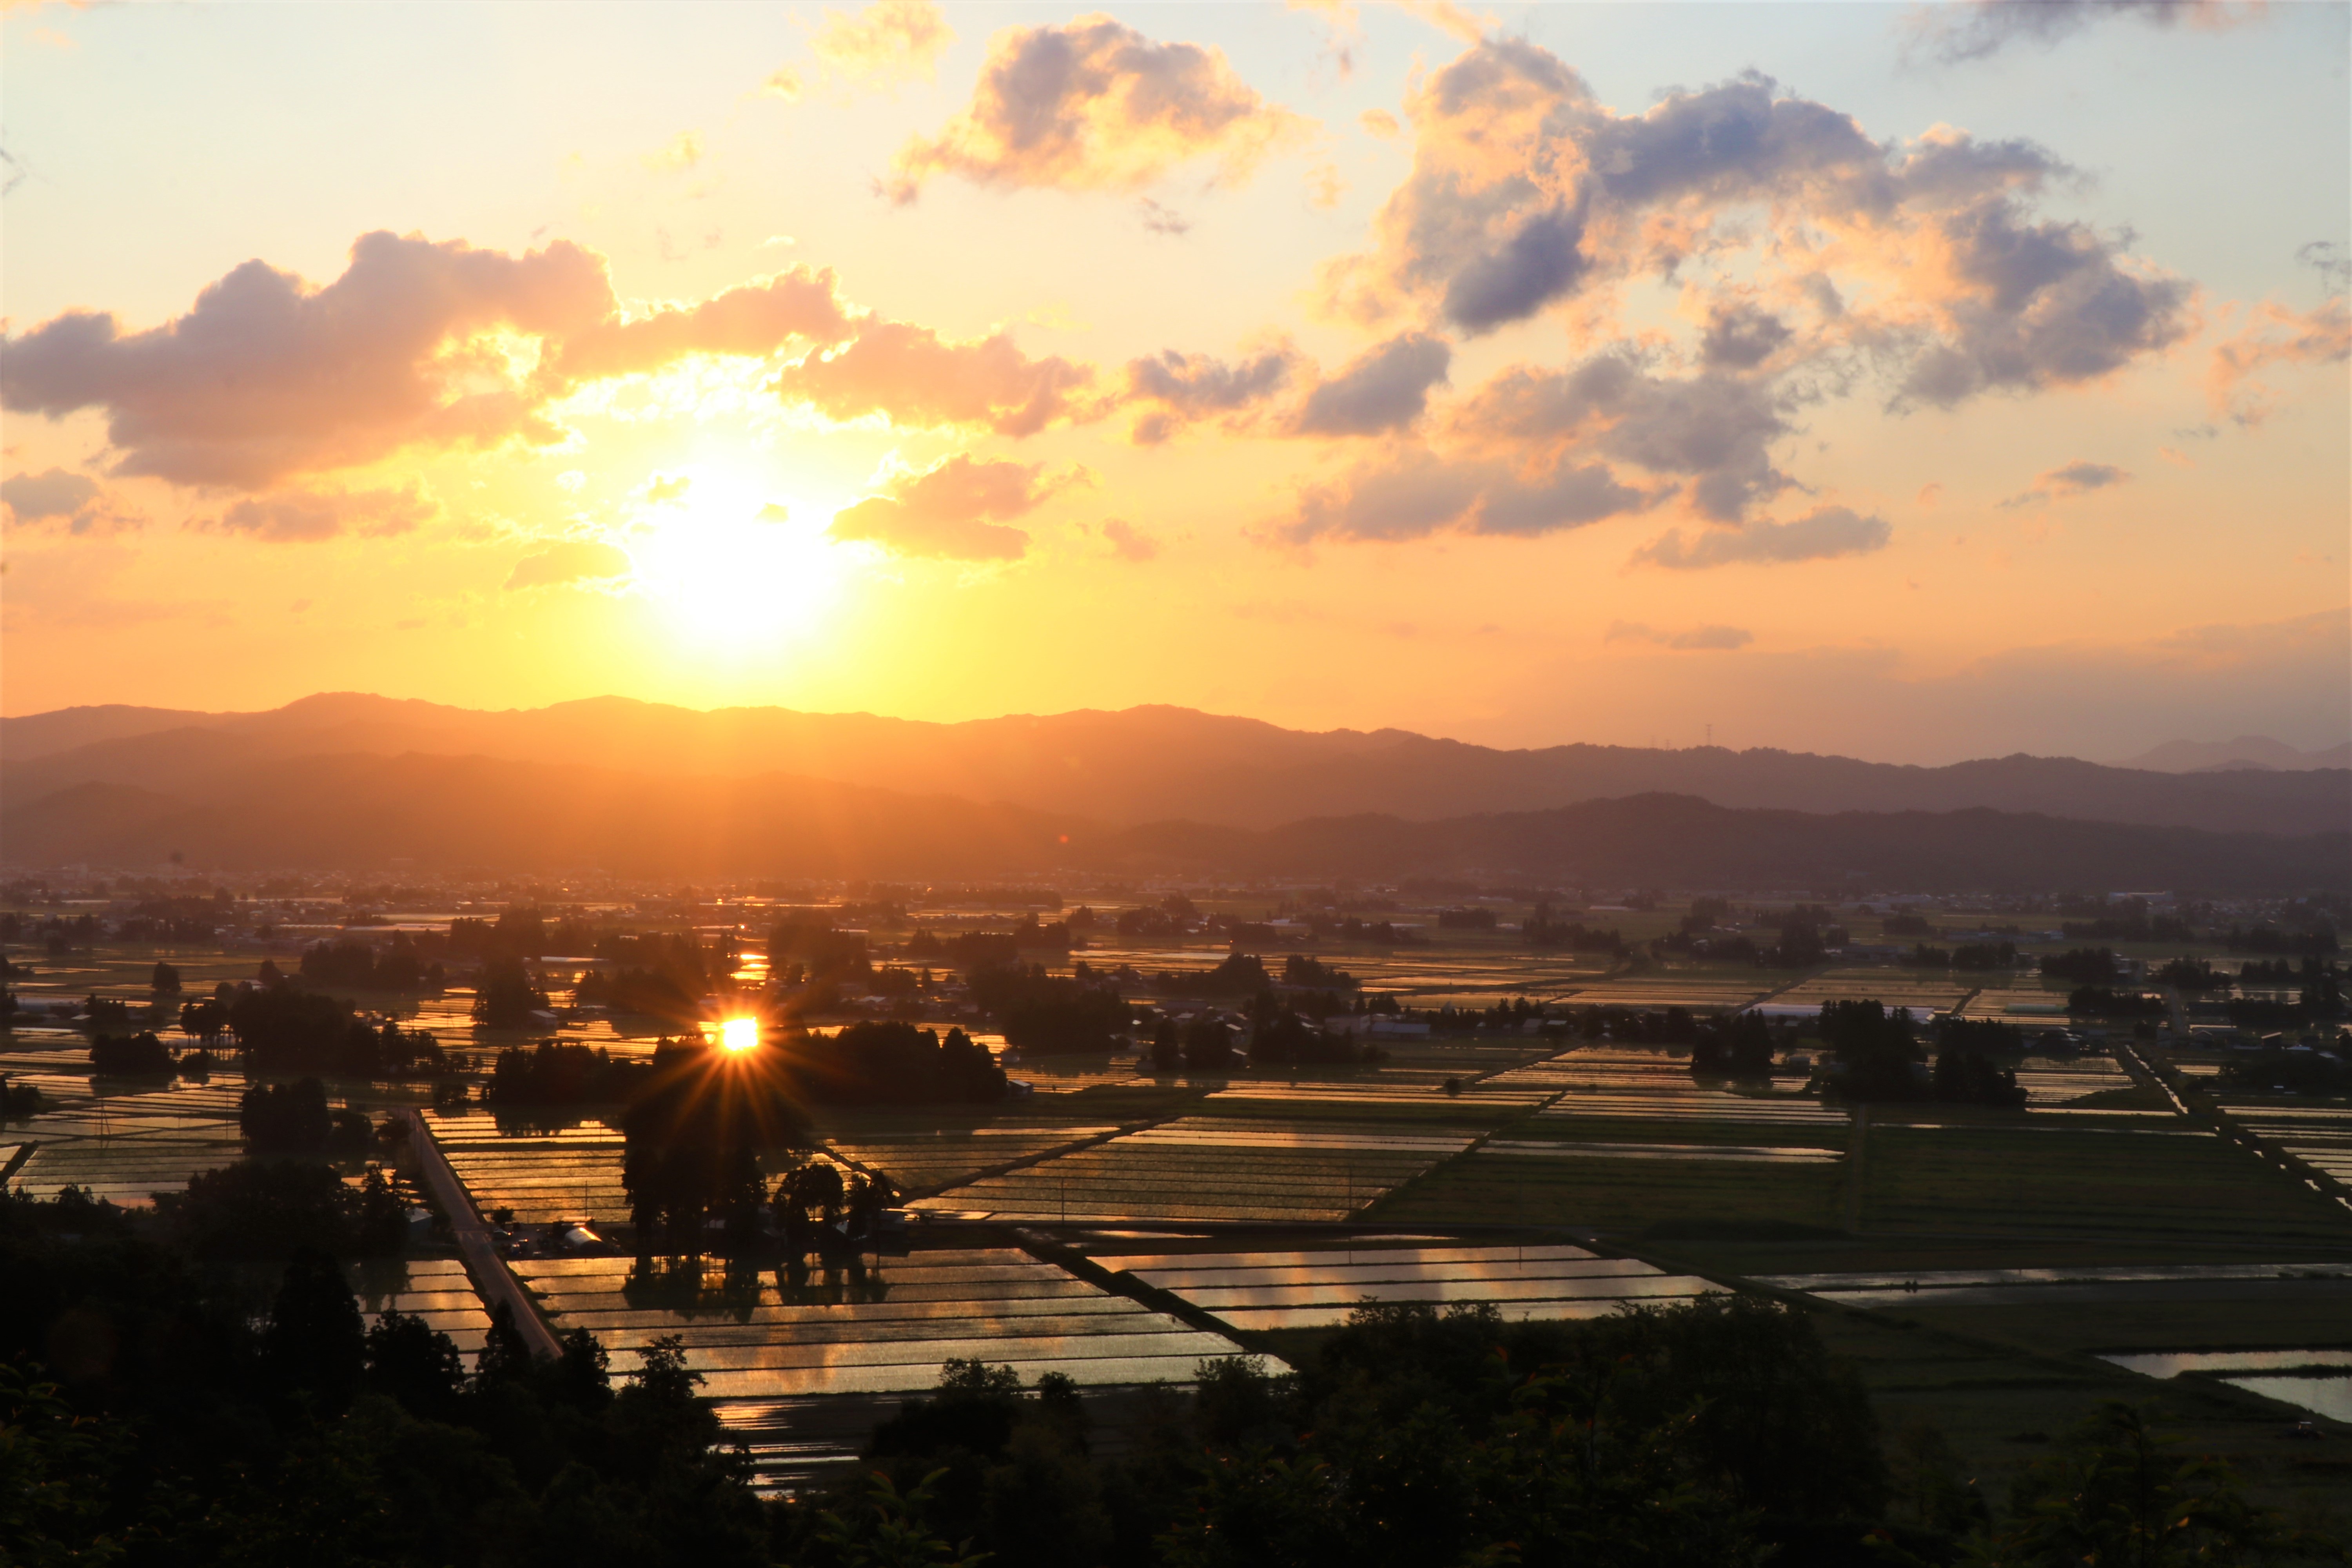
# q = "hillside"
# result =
<box><xmin>4</xmin><ymin>693</ymin><xmax>2345</xmax><ymax>835</ymax></box>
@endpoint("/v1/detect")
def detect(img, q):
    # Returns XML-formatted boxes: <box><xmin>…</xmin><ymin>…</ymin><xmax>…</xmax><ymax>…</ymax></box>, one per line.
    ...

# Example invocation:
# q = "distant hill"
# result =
<box><xmin>4</xmin><ymin>693</ymin><xmax>2345</xmax><ymax>835</ymax></box>
<box><xmin>1</xmin><ymin>751</ymin><xmax>2340</xmax><ymax>893</ymax></box>
<box><xmin>2116</xmin><ymin>735</ymin><xmax>2352</xmax><ymax>773</ymax></box>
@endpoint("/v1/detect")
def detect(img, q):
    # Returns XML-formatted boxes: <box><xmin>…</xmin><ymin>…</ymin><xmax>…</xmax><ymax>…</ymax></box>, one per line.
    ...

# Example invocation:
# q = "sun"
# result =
<box><xmin>717</xmin><ymin>1016</ymin><xmax>760</xmax><ymax>1053</ymax></box>
<box><xmin>632</xmin><ymin>471</ymin><xmax>854</xmax><ymax>649</ymax></box>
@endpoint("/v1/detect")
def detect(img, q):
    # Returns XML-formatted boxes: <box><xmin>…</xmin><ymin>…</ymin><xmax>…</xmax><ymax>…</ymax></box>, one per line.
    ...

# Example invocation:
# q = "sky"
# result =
<box><xmin>2</xmin><ymin>0</ymin><xmax>2346</xmax><ymax>764</ymax></box>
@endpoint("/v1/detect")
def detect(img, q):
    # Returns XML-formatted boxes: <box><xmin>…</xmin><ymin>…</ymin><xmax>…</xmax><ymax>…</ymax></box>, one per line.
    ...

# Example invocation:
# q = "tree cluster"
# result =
<box><xmin>301</xmin><ymin>935</ymin><xmax>445</xmax><ymax>991</ymax></box>
<box><xmin>969</xmin><ymin>963</ymin><xmax>1129</xmax><ymax>1054</ymax></box>
<box><xmin>240</xmin><ymin>1076</ymin><xmax>375</xmax><ymax>1155</ymax></box>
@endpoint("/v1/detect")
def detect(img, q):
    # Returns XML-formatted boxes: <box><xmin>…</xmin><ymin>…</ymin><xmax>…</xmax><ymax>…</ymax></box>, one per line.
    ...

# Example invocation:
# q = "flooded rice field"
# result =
<box><xmin>347</xmin><ymin>1255</ymin><xmax>495</xmax><ymax>1352</ymax></box>
<box><xmin>1759</xmin><ymin>1261</ymin><xmax>2352</xmax><ymax>1307</ymax></box>
<box><xmin>821</xmin><ymin>1122</ymin><xmax>1123</xmax><ymax>1196</ymax></box>
<box><xmin>2</xmin><ymin>1054</ymin><xmax>248</xmax><ymax>1205</ymax></box>
<box><xmin>510</xmin><ymin>1245</ymin><xmax>1252</xmax><ymax>1398</ymax></box>
<box><xmin>427</xmin><ymin>1109</ymin><xmax>630</xmax><ymax>1227</ymax></box>
<box><xmin>909</xmin><ymin>1116</ymin><xmax>1477</xmax><ymax>1223</ymax></box>
<box><xmin>1087</xmin><ymin>1240</ymin><xmax>1718</xmax><ymax>1330</ymax></box>
<box><xmin>2219</xmin><ymin>1102</ymin><xmax>2352</xmax><ymax>1186</ymax></box>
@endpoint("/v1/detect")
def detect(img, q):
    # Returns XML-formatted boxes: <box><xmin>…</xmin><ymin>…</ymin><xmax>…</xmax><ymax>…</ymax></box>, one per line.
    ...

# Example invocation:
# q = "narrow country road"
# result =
<box><xmin>401</xmin><ymin>1107</ymin><xmax>563</xmax><ymax>1361</ymax></box>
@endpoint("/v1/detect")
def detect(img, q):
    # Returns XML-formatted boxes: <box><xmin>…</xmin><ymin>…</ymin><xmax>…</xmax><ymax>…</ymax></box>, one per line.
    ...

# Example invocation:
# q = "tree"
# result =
<box><xmin>151</xmin><ymin>960</ymin><xmax>182</xmax><ymax>994</ymax></box>
<box><xmin>1821</xmin><ymin>1000</ymin><xmax>1924</xmax><ymax>1101</ymax></box>
<box><xmin>1182</xmin><ymin>1016</ymin><xmax>1234</xmax><ymax>1071</ymax></box>
<box><xmin>262</xmin><ymin>1246</ymin><xmax>368</xmax><ymax>1413</ymax></box>
<box><xmin>470</xmin><ymin>958</ymin><xmax>550</xmax><ymax>1028</ymax></box>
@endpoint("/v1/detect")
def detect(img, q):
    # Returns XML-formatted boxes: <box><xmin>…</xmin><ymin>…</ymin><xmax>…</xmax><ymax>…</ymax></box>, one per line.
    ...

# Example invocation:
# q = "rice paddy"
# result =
<box><xmin>2216</xmin><ymin>1101</ymin><xmax>2352</xmax><ymax>1186</ymax></box>
<box><xmin>910</xmin><ymin>1116</ymin><xmax>1480</xmax><ymax>1223</ymax></box>
<box><xmin>508</xmin><ymin>1245</ymin><xmax>1254</xmax><ymax>1398</ymax></box>
<box><xmin>1089</xmin><ymin>1240</ymin><xmax>1719</xmax><ymax>1330</ymax></box>
<box><xmin>1</xmin><ymin>1053</ymin><xmax>249</xmax><ymax>1205</ymax></box>
<box><xmin>346</xmin><ymin>1254</ymin><xmax>496</xmax><ymax>1352</ymax></box>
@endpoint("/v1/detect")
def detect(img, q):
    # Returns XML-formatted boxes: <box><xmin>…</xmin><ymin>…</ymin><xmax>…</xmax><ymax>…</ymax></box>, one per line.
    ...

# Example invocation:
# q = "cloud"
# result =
<box><xmin>767</xmin><ymin>0</ymin><xmax>953</xmax><ymax>100</ymax></box>
<box><xmin>1123</xmin><ymin>332</ymin><xmax>1447</xmax><ymax>445</ymax></box>
<box><xmin>0</xmin><ymin>466</ymin><xmax>141</xmax><ymax>534</ymax></box>
<box><xmin>1137</xmin><ymin>198</ymin><xmax>1192</xmax><ymax>236</ymax></box>
<box><xmin>643</xmin><ymin>474</ymin><xmax>691</xmax><ymax>504</ymax></box>
<box><xmin>1454</xmin><ymin>352</ymin><xmax>1795</xmax><ymax>521</ymax></box>
<box><xmin>2206</xmin><ymin>296</ymin><xmax>2350</xmax><ymax>426</ymax></box>
<box><xmin>1996</xmin><ymin>459</ymin><xmax>2132</xmax><ymax>508</ymax></box>
<box><xmin>1100</xmin><ymin>517</ymin><xmax>1159</xmax><ymax>561</ymax></box>
<box><xmin>550</xmin><ymin>266</ymin><xmax>852</xmax><ymax>381</ymax></box>
<box><xmin>505</xmin><ymin>538</ymin><xmax>633</xmax><ymax>590</ymax></box>
<box><xmin>1359</xmin><ymin>109</ymin><xmax>1401</xmax><ymax>140</ymax></box>
<box><xmin>1123</xmin><ymin>343</ymin><xmax>1299</xmax><ymax>442</ymax></box>
<box><xmin>827</xmin><ymin>453</ymin><xmax>1083</xmax><ymax>560</ymax></box>
<box><xmin>776</xmin><ymin>318</ymin><xmax>1103</xmax><ymax>436</ymax></box>
<box><xmin>1288</xmin><ymin>332</ymin><xmax>1451</xmax><ymax>436</ymax></box>
<box><xmin>1275</xmin><ymin>444</ymin><xmax>1647</xmax><ymax>544</ymax></box>
<box><xmin>1907</xmin><ymin>0</ymin><xmax>2265</xmax><ymax>65</ymax></box>
<box><xmin>1631</xmin><ymin>505</ymin><xmax>1891</xmax><ymax>569</ymax></box>
<box><xmin>203</xmin><ymin>484</ymin><xmax>438</xmax><ymax>543</ymax></box>
<box><xmin>640</xmin><ymin>132</ymin><xmax>703</xmax><ymax>172</ymax></box>
<box><xmin>1318</xmin><ymin>40</ymin><xmax>2188</xmax><ymax>407</ymax></box>
<box><xmin>0</xmin><ymin>230</ymin><xmax>615</xmax><ymax>488</ymax></box>
<box><xmin>886</xmin><ymin>15</ymin><xmax>1307</xmax><ymax>201</ymax></box>
<box><xmin>1605</xmin><ymin>621</ymin><xmax>1755</xmax><ymax>651</ymax></box>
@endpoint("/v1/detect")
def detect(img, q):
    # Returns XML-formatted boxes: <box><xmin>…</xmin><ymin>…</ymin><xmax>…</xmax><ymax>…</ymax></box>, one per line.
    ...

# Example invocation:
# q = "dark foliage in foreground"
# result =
<box><xmin>780</xmin><ymin>1296</ymin><xmax>1899</xmax><ymax>1567</ymax></box>
<box><xmin>0</xmin><ymin>1185</ymin><xmax>766</xmax><ymax>1568</ymax></box>
<box><xmin>2</xmin><ymin>1184</ymin><xmax>2339</xmax><ymax>1566</ymax></box>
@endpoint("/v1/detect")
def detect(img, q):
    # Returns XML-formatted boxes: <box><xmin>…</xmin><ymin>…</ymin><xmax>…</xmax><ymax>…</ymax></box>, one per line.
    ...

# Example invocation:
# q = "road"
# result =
<box><xmin>400</xmin><ymin>1107</ymin><xmax>563</xmax><ymax>1361</ymax></box>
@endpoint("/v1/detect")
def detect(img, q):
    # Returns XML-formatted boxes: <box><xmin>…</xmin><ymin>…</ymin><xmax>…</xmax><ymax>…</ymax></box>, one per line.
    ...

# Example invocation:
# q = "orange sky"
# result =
<box><xmin>2</xmin><ymin>0</ymin><xmax>2345</xmax><ymax>762</ymax></box>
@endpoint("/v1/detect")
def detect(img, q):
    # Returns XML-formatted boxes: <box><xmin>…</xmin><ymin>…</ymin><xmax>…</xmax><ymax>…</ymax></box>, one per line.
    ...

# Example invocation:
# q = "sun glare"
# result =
<box><xmin>717</xmin><ymin>1016</ymin><xmax>760</xmax><ymax>1053</ymax></box>
<box><xmin>633</xmin><ymin>471</ymin><xmax>852</xmax><ymax>649</ymax></box>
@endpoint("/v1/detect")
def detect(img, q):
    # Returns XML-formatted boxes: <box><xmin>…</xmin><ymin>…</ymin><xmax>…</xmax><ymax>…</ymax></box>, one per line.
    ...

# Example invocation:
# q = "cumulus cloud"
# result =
<box><xmin>1996</xmin><ymin>459</ymin><xmax>2131</xmax><ymax>508</ymax></box>
<box><xmin>1275</xmin><ymin>444</ymin><xmax>1647</xmax><ymax>544</ymax></box>
<box><xmin>1288</xmin><ymin>332</ymin><xmax>1451</xmax><ymax>436</ymax></box>
<box><xmin>2206</xmin><ymin>296</ymin><xmax>2350</xmax><ymax>425</ymax></box>
<box><xmin>776</xmin><ymin>318</ymin><xmax>1103</xmax><ymax>436</ymax></box>
<box><xmin>1605</xmin><ymin>621</ymin><xmax>1754</xmax><ymax>650</ymax></box>
<box><xmin>766</xmin><ymin>0</ymin><xmax>953</xmax><ymax>99</ymax></box>
<box><xmin>1631</xmin><ymin>505</ymin><xmax>1890</xmax><ymax>569</ymax></box>
<box><xmin>1907</xmin><ymin>0</ymin><xmax>2265</xmax><ymax>65</ymax></box>
<box><xmin>203</xmin><ymin>484</ymin><xmax>438</xmax><ymax>543</ymax></box>
<box><xmin>0</xmin><ymin>230</ymin><xmax>614</xmax><ymax>488</ymax></box>
<box><xmin>551</xmin><ymin>267</ymin><xmax>853</xmax><ymax>381</ymax></box>
<box><xmin>887</xmin><ymin>16</ymin><xmax>1307</xmax><ymax>201</ymax></box>
<box><xmin>828</xmin><ymin>453</ymin><xmax>1083</xmax><ymax>560</ymax></box>
<box><xmin>1121</xmin><ymin>332</ymin><xmax>1449</xmax><ymax>445</ymax></box>
<box><xmin>1123</xmin><ymin>343</ymin><xmax>1298</xmax><ymax>443</ymax></box>
<box><xmin>0</xmin><ymin>467</ymin><xmax>141</xmax><ymax>534</ymax></box>
<box><xmin>1452</xmin><ymin>353</ymin><xmax>1798</xmax><ymax>521</ymax></box>
<box><xmin>1319</xmin><ymin>40</ymin><xmax>2188</xmax><ymax>405</ymax></box>
<box><xmin>505</xmin><ymin>538</ymin><xmax>633</xmax><ymax>590</ymax></box>
<box><xmin>1100</xmin><ymin>517</ymin><xmax>1160</xmax><ymax>561</ymax></box>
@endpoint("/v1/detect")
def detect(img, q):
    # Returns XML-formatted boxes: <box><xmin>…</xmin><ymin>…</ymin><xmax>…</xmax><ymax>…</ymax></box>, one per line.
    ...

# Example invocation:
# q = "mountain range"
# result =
<box><xmin>4</xmin><ymin>693</ymin><xmax>2345</xmax><ymax>835</ymax></box>
<box><xmin>2112</xmin><ymin>735</ymin><xmax>2352</xmax><ymax>773</ymax></box>
<box><xmin>1</xmin><ymin>695</ymin><xmax>2344</xmax><ymax>891</ymax></box>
